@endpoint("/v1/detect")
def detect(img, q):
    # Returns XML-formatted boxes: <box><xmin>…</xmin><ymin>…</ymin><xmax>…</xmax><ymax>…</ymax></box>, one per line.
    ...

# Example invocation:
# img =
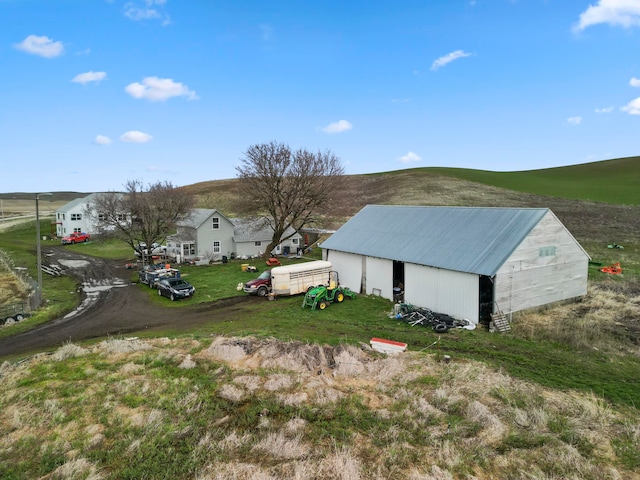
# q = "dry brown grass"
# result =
<box><xmin>1</xmin><ymin>335</ymin><xmax>638</xmax><ymax>479</ymax></box>
<box><xmin>512</xmin><ymin>282</ymin><xmax>640</xmax><ymax>355</ymax></box>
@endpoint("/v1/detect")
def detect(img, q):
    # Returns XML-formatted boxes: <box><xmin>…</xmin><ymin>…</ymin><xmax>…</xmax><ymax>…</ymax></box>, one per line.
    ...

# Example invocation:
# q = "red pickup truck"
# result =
<box><xmin>61</xmin><ymin>232</ymin><xmax>90</xmax><ymax>245</ymax></box>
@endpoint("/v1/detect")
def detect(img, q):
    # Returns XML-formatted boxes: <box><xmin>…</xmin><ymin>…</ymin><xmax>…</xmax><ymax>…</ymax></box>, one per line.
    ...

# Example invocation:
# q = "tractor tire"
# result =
<box><xmin>319</xmin><ymin>301</ymin><xmax>329</xmax><ymax>310</ymax></box>
<box><xmin>433</xmin><ymin>323</ymin><xmax>449</xmax><ymax>333</ymax></box>
<box><xmin>334</xmin><ymin>291</ymin><xmax>345</xmax><ymax>303</ymax></box>
<box><xmin>15</xmin><ymin>314</ymin><xmax>24</xmax><ymax>321</ymax></box>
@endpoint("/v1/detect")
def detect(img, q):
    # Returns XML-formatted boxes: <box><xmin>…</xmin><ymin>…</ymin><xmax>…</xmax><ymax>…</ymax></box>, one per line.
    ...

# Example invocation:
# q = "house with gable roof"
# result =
<box><xmin>54</xmin><ymin>193</ymin><xmax>101</xmax><ymax>238</ymax></box>
<box><xmin>166</xmin><ymin>208</ymin><xmax>302</xmax><ymax>262</ymax></box>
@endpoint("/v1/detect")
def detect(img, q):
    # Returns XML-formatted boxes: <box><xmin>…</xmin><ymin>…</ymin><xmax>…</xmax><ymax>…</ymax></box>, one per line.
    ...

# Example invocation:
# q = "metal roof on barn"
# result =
<box><xmin>320</xmin><ymin>205</ymin><xmax>550</xmax><ymax>277</ymax></box>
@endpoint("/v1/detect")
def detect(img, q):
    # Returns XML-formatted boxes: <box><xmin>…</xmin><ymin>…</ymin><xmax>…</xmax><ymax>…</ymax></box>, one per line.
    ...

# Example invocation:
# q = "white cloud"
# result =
<box><xmin>94</xmin><ymin>135</ymin><xmax>112</xmax><ymax>145</ymax></box>
<box><xmin>72</xmin><ymin>71</ymin><xmax>107</xmax><ymax>84</ymax></box>
<box><xmin>321</xmin><ymin>120</ymin><xmax>353</xmax><ymax>134</ymax></box>
<box><xmin>125</xmin><ymin>76</ymin><xmax>198</xmax><ymax>101</ymax></box>
<box><xmin>398</xmin><ymin>152</ymin><xmax>421</xmax><ymax>164</ymax></box>
<box><xmin>595</xmin><ymin>106</ymin><xmax>614</xmax><ymax>113</ymax></box>
<box><xmin>621</xmin><ymin>97</ymin><xmax>640</xmax><ymax>114</ymax></box>
<box><xmin>120</xmin><ymin>131</ymin><xmax>153</xmax><ymax>143</ymax></box>
<box><xmin>14</xmin><ymin>35</ymin><xmax>64</xmax><ymax>58</ymax></box>
<box><xmin>124</xmin><ymin>0</ymin><xmax>171</xmax><ymax>25</ymax></box>
<box><xmin>430</xmin><ymin>50</ymin><xmax>471</xmax><ymax>71</ymax></box>
<box><xmin>567</xmin><ymin>116</ymin><xmax>583</xmax><ymax>125</ymax></box>
<box><xmin>574</xmin><ymin>0</ymin><xmax>640</xmax><ymax>32</ymax></box>
<box><xmin>630</xmin><ymin>77</ymin><xmax>640</xmax><ymax>87</ymax></box>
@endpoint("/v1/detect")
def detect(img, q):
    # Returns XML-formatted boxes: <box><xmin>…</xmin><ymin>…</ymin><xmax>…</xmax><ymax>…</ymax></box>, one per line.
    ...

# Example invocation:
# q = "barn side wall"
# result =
<box><xmin>365</xmin><ymin>257</ymin><xmax>393</xmax><ymax>298</ymax></box>
<box><xmin>494</xmin><ymin>211</ymin><xmax>589</xmax><ymax>315</ymax></box>
<box><xmin>325</xmin><ymin>250</ymin><xmax>363</xmax><ymax>293</ymax></box>
<box><xmin>405</xmin><ymin>264</ymin><xmax>480</xmax><ymax>323</ymax></box>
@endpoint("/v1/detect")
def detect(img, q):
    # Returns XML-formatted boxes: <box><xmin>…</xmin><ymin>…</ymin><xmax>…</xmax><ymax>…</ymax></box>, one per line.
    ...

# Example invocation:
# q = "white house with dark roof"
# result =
<box><xmin>166</xmin><ymin>209</ymin><xmax>303</xmax><ymax>262</ymax></box>
<box><xmin>320</xmin><ymin>205</ymin><xmax>590</xmax><ymax>324</ymax></box>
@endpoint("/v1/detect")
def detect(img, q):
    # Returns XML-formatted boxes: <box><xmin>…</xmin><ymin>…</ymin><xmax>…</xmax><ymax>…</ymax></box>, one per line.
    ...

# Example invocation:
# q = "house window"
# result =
<box><xmin>73</xmin><ymin>227</ymin><xmax>82</xmax><ymax>233</ymax></box>
<box><xmin>71</xmin><ymin>213</ymin><xmax>82</xmax><ymax>221</ymax></box>
<box><xmin>254</xmin><ymin>241</ymin><xmax>262</xmax><ymax>247</ymax></box>
<box><xmin>292</xmin><ymin>238</ymin><xmax>298</xmax><ymax>244</ymax></box>
<box><xmin>98</xmin><ymin>213</ymin><xmax>106</xmax><ymax>222</ymax></box>
<box><xmin>182</xmin><ymin>243</ymin><xmax>195</xmax><ymax>256</ymax></box>
<box><xmin>213</xmin><ymin>241</ymin><xmax>221</xmax><ymax>253</ymax></box>
<box><xmin>539</xmin><ymin>246</ymin><xmax>556</xmax><ymax>257</ymax></box>
<box><xmin>117</xmin><ymin>214</ymin><xmax>126</xmax><ymax>222</ymax></box>
<box><xmin>212</xmin><ymin>217</ymin><xmax>219</xmax><ymax>229</ymax></box>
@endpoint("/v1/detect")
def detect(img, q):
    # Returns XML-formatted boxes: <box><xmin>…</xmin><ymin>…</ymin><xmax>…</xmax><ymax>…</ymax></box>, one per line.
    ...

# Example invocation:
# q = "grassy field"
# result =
<box><xmin>1</xmin><ymin>160</ymin><xmax>639</xmax><ymax>479</ymax></box>
<box><xmin>420</xmin><ymin>156</ymin><xmax>640</xmax><ymax>206</ymax></box>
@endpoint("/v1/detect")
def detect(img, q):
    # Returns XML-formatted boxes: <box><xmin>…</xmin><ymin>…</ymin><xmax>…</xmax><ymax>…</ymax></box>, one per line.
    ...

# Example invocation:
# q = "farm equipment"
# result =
<box><xmin>394</xmin><ymin>303</ymin><xmax>473</xmax><ymax>332</ymax></box>
<box><xmin>301</xmin><ymin>271</ymin><xmax>356</xmax><ymax>310</ymax></box>
<box><xmin>1</xmin><ymin>302</ymin><xmax>30</xmax><ymax>325</ymax></box>
<box><xmin>600</xmin><ymin>262</ymin><xmax>623</xmax><ymax>275</ymax></box>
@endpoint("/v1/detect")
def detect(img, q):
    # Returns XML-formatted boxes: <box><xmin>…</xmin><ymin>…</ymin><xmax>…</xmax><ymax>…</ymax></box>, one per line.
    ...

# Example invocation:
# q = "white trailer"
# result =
<box><xmin>270</xmin><ymin>260</ymin><xmax>332</xmax><ymax>296</ymax></box>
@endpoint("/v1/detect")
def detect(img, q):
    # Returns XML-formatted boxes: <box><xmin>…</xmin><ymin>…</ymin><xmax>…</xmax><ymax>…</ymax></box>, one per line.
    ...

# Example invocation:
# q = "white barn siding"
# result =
<box><xmin>494</xmin><ymin>211</ymin><xmax>588</xmax><ymax>314</ymax></box>
<box><xmin>365</xmin><ymin>257</ymin><xmax>393</xmax><ymax>298</ymax></box>
<box><xmin>405</xmin><ymin>264</ymin><xmax>480</xmax><ymax>323</ymax></box>
<box><xmin>326</xmin><ymin>250</ymin><xmax>363</xmax><ymax>293</ymax></box>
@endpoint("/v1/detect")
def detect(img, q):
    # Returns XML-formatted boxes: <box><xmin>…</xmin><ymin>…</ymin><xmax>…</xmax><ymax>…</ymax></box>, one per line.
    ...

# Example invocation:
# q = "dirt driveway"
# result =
<box><xmin>0</xmin><ymin>246</ymin><xmax>257</xmax><ymax>358</ymax></box>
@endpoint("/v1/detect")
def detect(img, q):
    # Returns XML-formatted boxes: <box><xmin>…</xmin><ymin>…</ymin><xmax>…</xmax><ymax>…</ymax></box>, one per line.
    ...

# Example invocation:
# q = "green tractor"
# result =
<box><xmin>301</xmin><ymin>271</ymin><xmax>357</xmax><ymax>310</ymax></box>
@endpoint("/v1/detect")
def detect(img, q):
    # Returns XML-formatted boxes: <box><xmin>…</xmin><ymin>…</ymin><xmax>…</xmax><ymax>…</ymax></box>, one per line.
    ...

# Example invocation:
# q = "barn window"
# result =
<box><xmin>539</xmin><ymin>246</ymin><xmax>556</xmax><ymax>257</ymax></box>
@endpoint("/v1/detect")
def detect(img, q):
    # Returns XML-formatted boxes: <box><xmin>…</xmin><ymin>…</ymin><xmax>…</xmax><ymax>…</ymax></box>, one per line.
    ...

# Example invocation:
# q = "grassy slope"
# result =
<box><xmin>416</xmin><ymin>156</ymin><xmax>640</xmax><ymax>205</ymax></box>
<box><xmin>1</xmin><ymin>158</ymin><xmax>640</xmax><ymax>478</ymax></box>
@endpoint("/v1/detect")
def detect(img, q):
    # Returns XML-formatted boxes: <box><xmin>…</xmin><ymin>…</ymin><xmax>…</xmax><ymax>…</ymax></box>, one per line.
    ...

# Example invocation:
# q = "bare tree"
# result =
<box><xmin>90</xmin><ymin>180</ymin><xmax>195</xmax><ymax>262</ymax></box>
<box><xmin>236</xmin><ymin>141</ymin><xmax>345</xmax><ymax>258</ymax></box>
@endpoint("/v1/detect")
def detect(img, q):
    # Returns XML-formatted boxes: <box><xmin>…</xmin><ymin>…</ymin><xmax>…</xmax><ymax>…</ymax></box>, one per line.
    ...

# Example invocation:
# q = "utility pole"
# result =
<box><xmin>36</xmin><ymin>193</ymin><xmax>53</xmax><ymax>295</ymax></box>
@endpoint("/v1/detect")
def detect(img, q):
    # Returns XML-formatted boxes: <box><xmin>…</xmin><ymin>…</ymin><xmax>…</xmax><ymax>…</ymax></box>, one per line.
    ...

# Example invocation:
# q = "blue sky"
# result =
<box><xmin>1</xmin><ymin>0</ymin><xmax>640</xmax><ymax>193</ymax></box>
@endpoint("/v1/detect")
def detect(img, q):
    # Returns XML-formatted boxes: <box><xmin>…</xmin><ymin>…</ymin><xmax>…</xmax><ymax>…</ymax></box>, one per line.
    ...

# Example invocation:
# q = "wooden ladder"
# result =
<box><xmin>490</xmin><ymin>304</ymin><xmax>511</xmax><ymax>333</ymax></box>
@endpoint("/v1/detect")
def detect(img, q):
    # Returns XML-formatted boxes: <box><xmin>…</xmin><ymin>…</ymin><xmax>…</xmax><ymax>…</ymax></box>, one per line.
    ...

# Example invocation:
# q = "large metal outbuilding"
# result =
<box><xmin>320</xmin><ymin>205</ymin><xmax>590</xmax><ymax>324</ymax></box>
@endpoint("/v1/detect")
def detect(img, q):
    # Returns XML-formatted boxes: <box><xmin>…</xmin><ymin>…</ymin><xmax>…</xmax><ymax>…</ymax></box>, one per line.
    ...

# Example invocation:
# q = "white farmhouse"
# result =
<box><xmin>166</xmin><ymin>208</ymin><xmax>302</xmax><ymax>263</ymax></box>
<box><xmin>54</xmin><ymin>193</ymin><xmax>100</xmax><ymax>238</ymax></box>
<box><xmin>320</xmin><ymin>205</ymin><xmax>590</xmax><ymax>325</ymax></box>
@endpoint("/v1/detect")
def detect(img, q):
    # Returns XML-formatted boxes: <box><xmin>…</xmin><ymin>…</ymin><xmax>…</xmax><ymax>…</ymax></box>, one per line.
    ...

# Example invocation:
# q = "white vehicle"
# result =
<box><xmin>244</xmin><ymin>260</ymin><xmax>332</xmax><ymax>297</ymax></box>
<box><xmin>134</xmin><ymin>242</ymin><xmax>167</xmax><ymax>257</ymax></box>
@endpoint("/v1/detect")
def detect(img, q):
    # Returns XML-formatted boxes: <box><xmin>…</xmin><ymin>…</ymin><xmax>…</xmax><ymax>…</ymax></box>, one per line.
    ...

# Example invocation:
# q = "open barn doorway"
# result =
<box><xmin>479</xmin><ymin>275</ymin><xmax>494</xmax><ymax>325</ymax></box>
<box><xmin>393</xmin><ymin>261</ymin><xmax>405</xmax><ymax>302</ymax></box>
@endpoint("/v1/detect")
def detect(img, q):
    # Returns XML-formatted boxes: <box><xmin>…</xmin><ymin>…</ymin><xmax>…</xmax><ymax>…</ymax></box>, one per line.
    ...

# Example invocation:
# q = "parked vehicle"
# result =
<box><xmin>139</xmin><ymin>264</ymin><xmax>180</xmax><ymax>288</ymax></box>
<box><xmin>1</xmin><ymin>302</ymin><xmax>30</xmax><ymax>325</ymax></box>
<box><xmin>301</xmin><ymin>271</ymin><xmax>357</xmax><ymax>310</ymax></box>
<box><xmin>243</xmin><ymin>260</ymin><xmax>332</xmax><ymax>297</ymax></box>
<box><xmin>134</xmin><ymin>242</ymin><xmax>167</xmax><ymax>257</ymax></box>
<box><xmin>157</xmin><ymin>278</ymin><xmax>195</xmax><ymax>301</ymax></box>
<box><xmin>61</xmin><ymin>232</ymin><xmax>90</xmax><ymax>244</ymax></box>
